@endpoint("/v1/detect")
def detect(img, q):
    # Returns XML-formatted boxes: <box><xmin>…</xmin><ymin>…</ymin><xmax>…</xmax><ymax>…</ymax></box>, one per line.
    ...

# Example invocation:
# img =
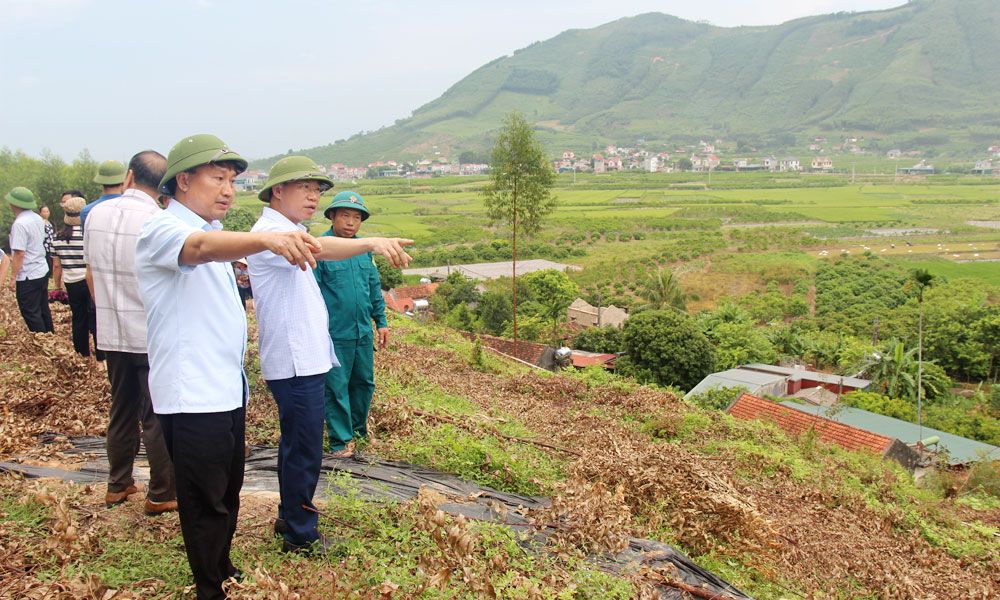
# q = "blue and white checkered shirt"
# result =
<box><xmin>135</xmin><ymin>200</ymin><xmax>248</xmax><ymax>414</ymax></box>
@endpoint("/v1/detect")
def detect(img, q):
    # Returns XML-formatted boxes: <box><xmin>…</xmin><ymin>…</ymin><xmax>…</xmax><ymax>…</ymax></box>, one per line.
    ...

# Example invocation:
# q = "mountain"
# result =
<box><xmin>262</xmin><ymin>0</ymin><xmax>1000</xmax><ymax>166</ymax></box>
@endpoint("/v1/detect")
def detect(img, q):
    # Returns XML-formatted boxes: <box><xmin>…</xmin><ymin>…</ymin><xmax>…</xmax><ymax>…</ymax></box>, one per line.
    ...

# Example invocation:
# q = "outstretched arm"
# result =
<box><xmin>180</xmin><ymin>230</ymin><xmax>322</xmax><ymax>270</ymax></box>
<box><xmin>315</xmin><ymin>236</ymin><xmax>413</xmax><ymax>268</ymax></box>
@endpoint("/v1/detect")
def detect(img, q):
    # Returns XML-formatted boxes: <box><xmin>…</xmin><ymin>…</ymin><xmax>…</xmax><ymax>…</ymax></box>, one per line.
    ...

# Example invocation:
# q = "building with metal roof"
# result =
<box><xmin>403</xmin><ymin>259</ymin><xmax>580</xmax><ymax>282</ymax></box>
<box><xmin>779</xmin><ymin>401</ymin><xmax>999</xmax><ymax>466</ymax></box>
<box><xmin>685</xmin><ymin>364</ymin><xmax>870</xmax><ymax>401</ymax></box>
<box><xmin>684</xmin><ymin>368</ymin><xmax>788</xmax><ymax>400</ymax></box>
<box><xmin>743</xmin><ymin>363</ymin><xmax>871</xmax><ymax>392</ymax></box>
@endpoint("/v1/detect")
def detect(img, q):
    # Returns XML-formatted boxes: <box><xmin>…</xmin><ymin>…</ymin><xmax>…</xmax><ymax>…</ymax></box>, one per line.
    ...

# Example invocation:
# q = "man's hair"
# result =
<box><xmin>61</xmin><ymin>189</ymin><xmax>84</xmax><ymax>198</ymax></box>
<box><xmin>128</xmin><ymin>150</ymin><xmax>167</xmax><ymax>191</ymax></box>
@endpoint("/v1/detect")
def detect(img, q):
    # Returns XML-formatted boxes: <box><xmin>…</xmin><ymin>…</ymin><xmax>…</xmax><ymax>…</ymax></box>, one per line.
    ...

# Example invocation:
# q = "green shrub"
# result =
<box><xmin>620</xmin><ymin>310</ymin><xmax>715</xmax><ymax>390</ymax></box>
<box><xmin>687</xmin><ymin>386</ymin><xmax>745</xmax><ymax>411</ymax></box>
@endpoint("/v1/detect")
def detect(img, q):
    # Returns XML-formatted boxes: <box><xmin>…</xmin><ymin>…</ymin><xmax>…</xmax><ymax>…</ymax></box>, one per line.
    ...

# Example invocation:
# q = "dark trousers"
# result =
<box><xmin>158</xmin><ymin>407</ymin><xmax>245</xmax><ymax>600</ymax></box>
<box><xmin>237</xmin><ymin>286</ymin><xmax>252</xmax><ymax>309</ymax></box>
<box><xmin>105</xmin><ymin>352</ymin><xmax>174</xmax><ymax>501</ymax></box>
<box><xmin>266</xmin><ymin>373</ymin><xmax>325</xmax><ymax>546</ymax></box>
<box><xmin>15</xmin><ymin>276</ymin><xmax>53</xmax><ymax>333</ymax></box>
<box><xmin>65</xmin><ymin>280</ymin><xmax>105</xmax><ymax>360</ymax></box>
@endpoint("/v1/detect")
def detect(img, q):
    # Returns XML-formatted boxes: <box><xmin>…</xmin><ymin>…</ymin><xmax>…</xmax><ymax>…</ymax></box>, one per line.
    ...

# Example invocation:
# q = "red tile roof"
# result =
<box><xmin>460</xmin><ymin>332</ymin><xmax>548</xmax><ymax>366</ymax></box>
<box><xmin>570</xmin><ymin>352</ymin><xmax>616</xmax><ymax>368</ymax></box>
<box><xmin>392</xmin><ymin>283</ymin><xmax>439</xmax><ymax>300</ymax></box>
<box><xmin>382</xmin><ymin>290</ymin><xmax>412</xmax><ymax>314</ymax></box>
<box><xmin>727</xmin><ymin>393</ymin><xmax>894</xmax><ymax>455</ymax></box>
<box><xmin>382</xmin><ymin>283</ymin><xmax>439</xmax><ymax>314</ymax></box>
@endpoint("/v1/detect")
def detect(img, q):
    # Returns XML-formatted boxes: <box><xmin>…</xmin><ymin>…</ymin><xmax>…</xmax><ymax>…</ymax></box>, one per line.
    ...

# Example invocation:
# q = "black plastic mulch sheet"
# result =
<box><xmin>1</xmin><ymin>435</ymin><xmax>751</xmax><ymax>599</ymax></box>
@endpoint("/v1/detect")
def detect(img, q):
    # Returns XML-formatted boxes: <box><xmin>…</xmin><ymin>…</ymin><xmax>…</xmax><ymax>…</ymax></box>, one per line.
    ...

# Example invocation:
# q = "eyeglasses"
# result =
<box><xmin>293</xmin><ymin>180</ymin><xmax>330</xmax><ymax>195</ymax></box>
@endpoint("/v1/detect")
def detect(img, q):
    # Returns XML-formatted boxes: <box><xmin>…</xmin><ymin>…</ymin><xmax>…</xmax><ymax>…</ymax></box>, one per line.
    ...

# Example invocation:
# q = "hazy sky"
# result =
<box><xmin>0</xmin><ymin>0</ymin><xmax>905</xmax><ymax>161</ymax></box>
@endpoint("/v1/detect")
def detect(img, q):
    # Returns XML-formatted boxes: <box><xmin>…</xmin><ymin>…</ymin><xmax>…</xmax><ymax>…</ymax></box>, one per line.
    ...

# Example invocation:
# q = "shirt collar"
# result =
<box><xmin>167</xmin><ymin>198</ymin><xmax>223</xmax><ymax>232</ymax></box>
<box><xmin>97</xmin><ymin>193</ymin><xmax>122</xmax><ymax>201</ymax></box>
<box><xmin>120</xmin><ymin>188</ymin><xmax>159</xmax><ymax>208</ymax></box>
<box><xmin>261</xmin><ymin>206</ymin><xmax>306</xmax><ymax>232</ymax></box>
<box><xmin>321</xmin><ymin>228</ymin><xmax>357</xmax><ymax>239</ymax></box>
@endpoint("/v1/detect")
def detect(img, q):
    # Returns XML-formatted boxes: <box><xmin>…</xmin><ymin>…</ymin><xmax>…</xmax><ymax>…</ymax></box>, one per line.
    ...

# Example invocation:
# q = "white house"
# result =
<box><xmin>778</xmin><ymin>157</ymin><xmax>801</xmax><ymax>172</ymax></box>
<box><xmin>811</xmin><ymin>156</ymin><xmax>834</xmax><ymax>172</ymax></box>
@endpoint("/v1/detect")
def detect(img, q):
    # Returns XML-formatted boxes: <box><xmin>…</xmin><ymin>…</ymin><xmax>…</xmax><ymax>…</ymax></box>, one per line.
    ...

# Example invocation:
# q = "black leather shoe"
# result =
<box><xmin>273</xmin><ymin>518</ymin><xmax>288</xmax><ymax>537</ymax></box>
<box><xmin>281</xmin><ymin>533</ymin><xmax>333</xmax><ymax>556</ymax></box>
<box><xmin>228</xmin><ymin>569</ymin><xmax>243</xmax><ymax>583</ymax></box>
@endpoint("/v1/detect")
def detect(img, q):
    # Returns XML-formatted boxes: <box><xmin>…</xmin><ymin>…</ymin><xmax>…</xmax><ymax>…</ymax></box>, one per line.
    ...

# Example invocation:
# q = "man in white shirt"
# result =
<box><xmin>248</xmin><ymin>155</ymin><xmax>412</xmax><ymax>554</ymax></box>
<box><xmin>138</xmin><ymin>135</ymin><xmax>321</xmax><ymax>600</ymax></box>
<box><xmin>135</xmin><ymin>136</ymin><xmax>410</xmax><ymax>598</ymax></box>
<box><xmin>84</xmin><ymin>150</ymin><xmax>177</xmax><ymax>515</ymax></box>
<box><xmin>5</xmin><ymin>187</ymin><xmax>53</xmax><ymax>332</ymax></box>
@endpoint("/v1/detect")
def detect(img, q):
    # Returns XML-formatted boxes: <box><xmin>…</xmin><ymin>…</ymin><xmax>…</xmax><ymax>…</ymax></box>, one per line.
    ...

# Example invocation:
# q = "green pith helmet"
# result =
<box><xmin>159</xmin><ymin>134</ymin><xmax>248</xmax><ymax>195</ymax></box>
<box><xmin>258</xmin><ymin>156</ymin><xmax>334</xmax><ymax>202</ymax></box>
<box><xmin>93</xmin><ymin>160</ymin><xmax>126</xmax><ymax>185</ymax></box>
<box><xmin>4</xmin><ymin>186</ymin><xmax>37</xmax><ymax>210</ymax></box>
<box><xmin>323</xmin><ymin>190</ymin><xmax>369</xmax><ymax>221</ymax></box>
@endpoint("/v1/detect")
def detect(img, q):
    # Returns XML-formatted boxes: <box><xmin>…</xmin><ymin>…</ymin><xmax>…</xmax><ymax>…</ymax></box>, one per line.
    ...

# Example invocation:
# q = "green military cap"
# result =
<box><xmin>159</xmin><ymin>134</ymin><xmax>248</xmax><ymax>194</ymax></box>
<box><xmin>4</xmin><ymin>186</ymin><xmax>37</xmax><ymax>210</ymax></box>
<box><xmin>258</xmin><ymin>155</ymin><xmax>334</xmax><ymax>202</ymax></box>
<box><xmin>323</xmin><ymin>190</ymin><xmax>370</xmax><ymax>221</ymax></box>
<box><xmin>93</xmin><ymin>160</ymin><xmax>127</xmax><ymax>185</ymax></box>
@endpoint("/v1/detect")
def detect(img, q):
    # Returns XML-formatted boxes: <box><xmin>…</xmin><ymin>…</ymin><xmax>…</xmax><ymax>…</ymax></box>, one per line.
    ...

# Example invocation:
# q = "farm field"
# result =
<box><xmin>235</xmin><ymin>172</ymin><xmax>1000</xmax><ymax>310</ymax></box>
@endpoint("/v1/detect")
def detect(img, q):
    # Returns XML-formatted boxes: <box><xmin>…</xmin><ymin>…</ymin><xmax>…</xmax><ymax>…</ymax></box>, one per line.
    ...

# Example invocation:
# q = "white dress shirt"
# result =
<box><xmin>135</xmin><ymin>200</ymin><xmax>248</xmax><ymax>414</ymax></box>
<box><xmin>83</xmin><ymin>189</ymin><xmax>161</xmax><ymax>353</ymax></box>
<box><xmin>8</xmin><ymin>210</ymin><xmax>48</xmax><ymax>280</ymax></box>
<box><xmin>248</xmin><ymin>207</ymin><xmax>339</xmax><ymax>381</ymax></box>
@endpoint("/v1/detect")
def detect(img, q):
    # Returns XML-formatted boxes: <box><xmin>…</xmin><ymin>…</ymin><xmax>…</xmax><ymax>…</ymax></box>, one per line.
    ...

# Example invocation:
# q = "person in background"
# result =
<box><xmin>51</xmin><ymin>197</ymin><xmax>103</xmax><ymax>359</ymax></box>
<box><xmin>314</xmin><ymin>191</ymin><xmax>389</xmax><ymax>459</ymax></box>
<box><xmin>61</xmin><ymin>190</ymin><xmax>85</xmax><ymax>212</ymax></box>
<box><xmin>39</xmin><ymin>205</ymin><xmax>55</xmax><ymax>277</ymax></box>
<box><xmin>232</xmin><ymin>258</ymin><xmax>252</xmax><ymax>309</ymax></box>
<box><xmin>5</xmin><ymin>187</ymin><xmax>53</xmax><ymax>332</ymax></box>
<box><xmin>80</xmin><ymin>160</ymin><xmax>126</xmax><ymax>228</ymax></box>
<box><xmin>85</xmin><ymin>150</ymin><xmax>176</xmax><ymax>518</ymax></box>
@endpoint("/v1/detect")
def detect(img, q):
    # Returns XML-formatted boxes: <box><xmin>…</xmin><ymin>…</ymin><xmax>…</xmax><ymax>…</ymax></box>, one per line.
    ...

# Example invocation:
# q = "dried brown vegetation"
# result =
<box><xmin>369</xmin><ymin>329</ymin><xmax>1000</xmax><ymax>598</ymax></box>
<box><xmin>0</xmin><ymin>300</ymin><xmax>110</xmax><ymax>458</ymax></box>
<box><xmin>1</xmin><ymin>294</ymin><xmax>998</xmax><ymax>598</ymax></box>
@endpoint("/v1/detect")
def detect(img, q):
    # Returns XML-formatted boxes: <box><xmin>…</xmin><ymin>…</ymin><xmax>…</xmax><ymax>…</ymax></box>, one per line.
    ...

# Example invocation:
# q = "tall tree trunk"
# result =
<box><xmin>512</xmin><ymin>181</ymin><xmax>518</xmax><ymax>356</ymax></box>
<box><xmin>917</xmin><ymin>298</ymin><xmax>924</xmax><ymax>439</ymax></box>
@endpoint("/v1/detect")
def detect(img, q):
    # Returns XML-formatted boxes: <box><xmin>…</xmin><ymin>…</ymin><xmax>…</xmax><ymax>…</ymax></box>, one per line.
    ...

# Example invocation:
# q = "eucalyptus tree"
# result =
<box><xmin>482</xmin><ymin>111</ymin><xmax>556</xmax><ymax>349</ymax></box>
<box><xmin>909</xmin><ymin>269</ymin><xmax>935</xmax><ymax>436</ymax></box>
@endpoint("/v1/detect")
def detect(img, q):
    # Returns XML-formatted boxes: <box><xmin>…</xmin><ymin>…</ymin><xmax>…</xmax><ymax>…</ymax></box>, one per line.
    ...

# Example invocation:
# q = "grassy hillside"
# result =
<box><xmin>260</xmin><ymin>0</ymin><xmax>1000</xmax><ymax>167</ymax></box>
<box><xmin>1</xmin><ymin>296</ymin><xmax>996</xmax><ymax>598</ymax></box>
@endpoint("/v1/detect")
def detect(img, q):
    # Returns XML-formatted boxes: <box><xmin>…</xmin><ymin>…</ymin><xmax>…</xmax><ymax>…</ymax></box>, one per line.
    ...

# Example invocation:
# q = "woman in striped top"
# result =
<box><xmin>52</xmin><ymin>197</ymin><xmax>104</xmax><ymax>359</ymax></box>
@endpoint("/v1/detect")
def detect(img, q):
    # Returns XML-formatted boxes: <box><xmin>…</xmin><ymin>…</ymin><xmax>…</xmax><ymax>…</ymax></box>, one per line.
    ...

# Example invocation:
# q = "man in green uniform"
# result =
<box><xmin>314</xmin><ymin>191</ymin><xmax>388</xmax><ymax>458</ymax></box>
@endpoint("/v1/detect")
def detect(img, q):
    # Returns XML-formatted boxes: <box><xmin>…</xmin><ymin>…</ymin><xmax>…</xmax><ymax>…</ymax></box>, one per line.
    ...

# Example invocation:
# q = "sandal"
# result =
<box><xmin>330</xmin><ymin>447</ymin><xmax>353</xmax><ymax>458</ymax></box>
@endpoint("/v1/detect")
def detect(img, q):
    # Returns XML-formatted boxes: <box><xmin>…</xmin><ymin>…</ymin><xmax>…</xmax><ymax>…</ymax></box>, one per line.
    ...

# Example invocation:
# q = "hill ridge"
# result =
<box><xmin>257</xmin><ymin>0</ymin><xmax>1000</xmax><ymax>167</ymax></box>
